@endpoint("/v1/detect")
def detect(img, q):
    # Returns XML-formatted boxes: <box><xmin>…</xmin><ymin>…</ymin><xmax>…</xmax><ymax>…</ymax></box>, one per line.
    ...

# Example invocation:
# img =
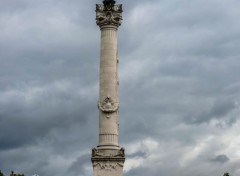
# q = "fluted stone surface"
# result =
<box><xmin>99</xmin><ymin>27</ymin><xmax>119</xmax><ymax>147</ymax></box>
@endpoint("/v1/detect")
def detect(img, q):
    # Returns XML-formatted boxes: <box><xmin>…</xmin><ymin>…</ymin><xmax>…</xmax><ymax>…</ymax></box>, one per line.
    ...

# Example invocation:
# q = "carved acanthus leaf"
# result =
<box><xmin>96</xmin><ymin>3</ymin><xmax>122</xmax><ymax>28</ymax></box>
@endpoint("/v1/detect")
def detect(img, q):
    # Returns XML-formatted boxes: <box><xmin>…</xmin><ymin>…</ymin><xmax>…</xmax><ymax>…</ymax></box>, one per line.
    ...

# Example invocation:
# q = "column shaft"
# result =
<box><xmin>99</xmin><ymin>26</ymin><xmax>119</xmax><ymax>147</ymax></box>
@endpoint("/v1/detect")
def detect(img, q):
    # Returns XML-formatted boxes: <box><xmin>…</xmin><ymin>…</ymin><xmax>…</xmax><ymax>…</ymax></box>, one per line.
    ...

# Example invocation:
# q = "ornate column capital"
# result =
<box><xmin>96</xmin><ymin>0</ymin><xmax>123</xmax><ymax>28</ymax></box>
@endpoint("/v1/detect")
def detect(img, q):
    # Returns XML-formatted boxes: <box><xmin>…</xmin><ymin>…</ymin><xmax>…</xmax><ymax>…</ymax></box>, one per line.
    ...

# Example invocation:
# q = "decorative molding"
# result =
<box><xmin>93</xmin><ymin>161</ymin><xmax>124</xmax><ymax>170</ymax></box>
<box><xmin>96</xmin><ymin>1</ymin><xmax>122</xmax><ymax>28</ymax></box>
<box><xmin>116</xmin><ymin>148</ymin><xmax>125</xmax><ymax>157</ymax></box>
<box><xmin>98</xmin><ymin>96</ymin><xmax>119</xmax><ymax>113</ymax></box>
<box><xmin>92</xmin><ymin>148</ymin><xmax>105</xmax><ymax>157</ymax></box>
<box><xmin>92</xmin><ymin>147</ymin><xmax>125</xmax><ymax>158</ymax></box>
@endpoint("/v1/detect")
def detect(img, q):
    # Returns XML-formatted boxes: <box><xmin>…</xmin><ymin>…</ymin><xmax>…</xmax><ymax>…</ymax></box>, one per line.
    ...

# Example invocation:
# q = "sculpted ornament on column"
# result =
<box><xmin>92</xmin><ymin>147</ymin><xmax>125</xmax><ymax>174</ymax></box>
<box><xmin>96</xmin><ymin>0</ymin><xmax>123</xmax><ymax>28</ymax></box>
<box><xmin>98</xmin><ymin>96</ymin><xmax>119</xmax><ymax>113</ymax></box>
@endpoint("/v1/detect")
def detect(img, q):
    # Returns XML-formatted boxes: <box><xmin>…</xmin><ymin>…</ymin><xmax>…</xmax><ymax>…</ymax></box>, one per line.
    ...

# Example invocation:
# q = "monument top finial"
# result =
<box><xmin>103</xmin><ymin>0</ymin><xmax>116</xmax><ymax>8</ymax></box>
<box><xmin>96</xmin><ymin>0</ymin><xmax>122</xmax><ymax>28</ymax></box>
<box><xmin>103</xmin><ymin>0</ymin><xmax>116</xmax><ymax>5</ymax></box>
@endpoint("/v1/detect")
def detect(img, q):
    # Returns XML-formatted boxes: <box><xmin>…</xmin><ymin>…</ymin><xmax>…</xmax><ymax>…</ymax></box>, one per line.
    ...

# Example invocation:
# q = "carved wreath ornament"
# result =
<box><xmin>98</xmin><ymin>96</ymin><xmax>119</xmax><ymax>113</ymax></box>
<box><xmin>96</xmin><ymin>1</ymin><xmax>123</xmax><ymax>27</ymax></box>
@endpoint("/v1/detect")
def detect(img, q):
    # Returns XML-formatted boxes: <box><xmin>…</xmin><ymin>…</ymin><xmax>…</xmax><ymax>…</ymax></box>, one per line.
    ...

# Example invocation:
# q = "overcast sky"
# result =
<box><xmin>0</xmin><ymin>0</ymin><xmax>240</xmax><ymax>176</ymax></box>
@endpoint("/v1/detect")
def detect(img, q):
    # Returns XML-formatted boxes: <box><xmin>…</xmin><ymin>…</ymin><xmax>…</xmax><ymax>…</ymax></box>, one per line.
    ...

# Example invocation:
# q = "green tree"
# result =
<box><xmin>223</xmin><ymin>173</ymin><xmax>230</xmax><ymax>176</ymax></box>
<box><xmin>0</xmin><ymin>170</ymin><xmax>4</xmax><ymax>176</ymax></box>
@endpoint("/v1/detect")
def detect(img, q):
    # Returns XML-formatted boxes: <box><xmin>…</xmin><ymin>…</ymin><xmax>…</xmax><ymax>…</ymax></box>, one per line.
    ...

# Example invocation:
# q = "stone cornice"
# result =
<box><xmin>92</xmin><ymin>147</ymin><xmax>125</xmax><ymax>158</ymax></box>
<box><xmin>96</xmin><ymin>1</ymin><xmax>123</xmax><ymax>28</ymax></box>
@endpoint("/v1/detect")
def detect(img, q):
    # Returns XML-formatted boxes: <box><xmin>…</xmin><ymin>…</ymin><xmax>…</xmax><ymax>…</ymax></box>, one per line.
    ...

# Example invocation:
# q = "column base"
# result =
<box><xmin>91</xmin><ymin>147</ymin><xmax>125</xmax><ymax>176</ymax></box>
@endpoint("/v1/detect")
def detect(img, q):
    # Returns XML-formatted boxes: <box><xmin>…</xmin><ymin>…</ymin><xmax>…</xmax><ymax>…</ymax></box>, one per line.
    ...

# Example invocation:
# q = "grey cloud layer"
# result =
<box><xmin>1</xmin><ymin>0</ymin><xmax>240</xmax><ymax>176</ymax></box>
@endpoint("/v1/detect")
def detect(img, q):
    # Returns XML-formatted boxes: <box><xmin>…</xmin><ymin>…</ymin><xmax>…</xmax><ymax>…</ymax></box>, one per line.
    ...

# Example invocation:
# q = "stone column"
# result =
<box><xmin>92</xmin><ymin>1</ymin><xmax>125</xmax><ymax>176</ymax></box>
<box><xmin>98</xmin><ymin>26</ymin><xmax>119</xmax><ymax>147</ymax></box>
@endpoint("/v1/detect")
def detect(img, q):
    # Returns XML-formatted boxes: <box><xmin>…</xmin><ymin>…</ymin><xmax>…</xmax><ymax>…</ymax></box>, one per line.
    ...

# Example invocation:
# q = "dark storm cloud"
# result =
<box><xmin>0</xmin><ymin>0</ymin><xmax>100</xmax><ymax>174</ymax></box>
<box><xmin>0</xmin><ymin>88</ymin><xmax>92</xmax><ymax>150</ymax></box>
<box><xmin>210</xmin><ymin>154</ymin><xmax>230</xmax><ymax>164</ymax></box>
<box><xmin>67</xmin><ymin>154</ymin><xmax>91</xmax><ymax>176</ymax></box>
<box><xmin>184</xmin><ymin>96</ymin><xmax>237</xmax><ymax>124</ymax></box>
<box><xmin>1</xmin><ymin>0</ymin><xmax>240</xmax><ymax>176</ymax></box>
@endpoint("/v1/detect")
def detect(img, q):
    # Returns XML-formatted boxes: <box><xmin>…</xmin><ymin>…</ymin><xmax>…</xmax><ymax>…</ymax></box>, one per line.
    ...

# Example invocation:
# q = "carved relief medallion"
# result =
<box><xmin>98</xmin><ymin>96</ymin><xmax>119</xmax><ymax>113</ymax></box>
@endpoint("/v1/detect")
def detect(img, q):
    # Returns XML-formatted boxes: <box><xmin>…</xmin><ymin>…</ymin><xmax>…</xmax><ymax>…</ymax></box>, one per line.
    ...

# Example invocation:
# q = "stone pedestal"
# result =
<box><xmin>92</xmin><ymin>148</ymin><xmax>125</xmax><ymax>176</ymax></box>
<box><xmin>92</xmin><ymin>1</ymin><xmax>125</xmax><ymax>176</ymax></box>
